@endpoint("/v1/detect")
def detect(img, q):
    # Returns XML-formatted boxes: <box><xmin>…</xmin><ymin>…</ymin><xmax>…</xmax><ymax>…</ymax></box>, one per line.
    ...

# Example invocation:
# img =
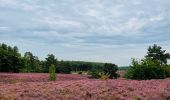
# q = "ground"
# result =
<box><xmin>0</xmin><ymin>73</ymin><xmax>170</xmax><ymax>100</ymax></box>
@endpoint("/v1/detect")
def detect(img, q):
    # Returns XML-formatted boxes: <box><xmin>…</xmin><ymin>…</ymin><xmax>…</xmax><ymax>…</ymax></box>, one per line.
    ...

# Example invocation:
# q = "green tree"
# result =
<box><xmin>125</xmin><ymin>58</ymin><xmax>169</xmax><ymax>80</ymax></box>
<box><xmin>49</xmin><ymin>64</ymin><xmax>56</xmax><ymax>81</ymax></box>
<box><xmin>0</xmin><ymin>43</ymin><xmax>22</xmax><ymax>72</ymax></box>
<box><xmin>44</xmin><ymin>54</ymin><xmax>57</xmax><ymax>73</ymax></box>
<box><xmin>57</xmin><ymin>61</ymin><xmax>71</xmax><ymax>74</ymax></box>
<box><xmin>103</xmin><ymin>63</ymin><xmax>118</xmax><ymax>79</ymax></box>
<box><xmin>21</xmin><ymin>52</ymin><xmax>40</xmax><ymax>72</ymax></box>
<box><xmin>146</xmin><ymin>44</ymin><xmax>170</xmax><ymax>64</ymax></box>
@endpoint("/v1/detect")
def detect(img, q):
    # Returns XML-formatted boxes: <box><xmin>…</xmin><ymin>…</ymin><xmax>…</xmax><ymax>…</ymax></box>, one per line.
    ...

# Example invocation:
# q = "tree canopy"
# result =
<box><xmin>146</xmin><ymin>44</ymin><xmax>170</xmax><ymax>64</ymax></box>
<box><xmin>0</xmin><ymin>43</ymin><xmax>113</xmax><ymax>73</ymax></box>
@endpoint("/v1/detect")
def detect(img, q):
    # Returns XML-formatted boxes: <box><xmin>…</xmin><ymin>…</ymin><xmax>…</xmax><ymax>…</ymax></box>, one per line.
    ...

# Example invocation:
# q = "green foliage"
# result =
<box><xmin>57</xmin><ymin>66</ymin><xmax>71</xmax><ymax>74</ymax></box>
<box><xmin>49</xmin><ymin>64</ymin><xmax>56</xmax><ymax>81</ymax></box>
<box><xmin>164</xmin><ymin>65</ymin><xmax>170</xmax><ymax>77</ymax></box>
<box><xmin>89</xmin><ymin>63</ymin><xmax>118</xmax><ymax>79</ymax></box>
<box><xmin>89</xmin><ymin>70</ymin><xmax>101</xmax><ymax>79</ymax></box>
<box><xmin>125</xmin><ymin>58</ymin><xmax>170</xmax><ymax>80</ymax></box>
<box><xmin>44</xmin><ymin>54</ymin><xmax>57</xmax><ymax>73</ymax></box>
<box><xmin>20</xmin><ymin>52</ymin><xmax>41</xmax><ymax>72</ymax></box>
<box><xmin>78</xmin><ymin>71</ymin><xmax>83</xmax><ymax>74</ymax></box>
<box><xmin>57</xmin><ymin>61</ymin><xmax>71</xmax><ymax>74</ymax></box>
<box><xmin>0</xmin><ymin>43</ymin><xmax>22</xmax><ymax>72</ymax></box>
<box><xmin>146</xmin><ymin>44</ymin><xmax>170</xmax><ymax>64</ymax></box>
<box><xmin>118</xmin><ymin>66</ymin><xmax>130</xmax><ymax>71</ymax></box>
<box><xmin>103</xmin><ymin>63</ymin><xmax>118</xmax><ymax>79</ymax></box>
<box><xmin>0</xmin><ymin>43</ymin><xmax>109</xmax><ymax>73</ymax></box>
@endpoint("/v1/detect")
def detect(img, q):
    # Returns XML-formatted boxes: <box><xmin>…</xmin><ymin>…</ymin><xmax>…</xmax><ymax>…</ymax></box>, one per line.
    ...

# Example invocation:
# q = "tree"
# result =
<box><xmin>0</xmin><ymin>43</ymin><xmax>22</xmax><ymax>72</ymax></box>
<box><xmin>21</xmin><ymin>52</ymin><xmax>41</xmax><ymax>72</ymax></box>
<box><xmin>146</xmin><ymin>44</ymin><xmax>170</xmax><ymax>64</ymax></box>
<box><xmin>57</xmin><ymin>60</ymin><xmax>71</xmax><ymax>74</ymax></box>
<box><xmin>124</xmin><ymin>58</ymin><xmax>169</xmax><ymax>80</ymax></box>
<box><xmin>44</xmin><ymin>54</ymin><xmax>57</xmax><ymax>73</ymax></box>
<box><xmin>103</xmin><ymin>63</ymin><xmax>118</xmax><ymax>79</ymax></box>
<box><xmin>49</xmin><ymin>64</ymin><xmax>56</xmax><ymax>81</ymax></box>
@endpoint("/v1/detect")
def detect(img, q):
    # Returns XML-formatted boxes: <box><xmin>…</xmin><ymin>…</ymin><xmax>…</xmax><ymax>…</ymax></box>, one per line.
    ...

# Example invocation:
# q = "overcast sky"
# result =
<box><xmin>0</xmin><ymin>0</ymin><xmax>170</xmax><ymax>66</ymax></box>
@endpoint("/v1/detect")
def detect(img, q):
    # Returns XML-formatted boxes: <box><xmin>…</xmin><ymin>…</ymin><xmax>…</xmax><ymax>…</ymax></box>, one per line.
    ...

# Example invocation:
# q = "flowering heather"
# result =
<box><xmin>0</xmin><ymin>73</ymin><xmax>170</xmax><ymax>100</ymax></box>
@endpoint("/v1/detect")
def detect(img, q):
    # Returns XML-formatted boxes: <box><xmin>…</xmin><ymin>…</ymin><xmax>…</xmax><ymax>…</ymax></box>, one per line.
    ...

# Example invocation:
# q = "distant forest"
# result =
<box><xmin>0</xmin><ymin>43</ymin><xmax>120</xmax><ymax>73</ymax></box>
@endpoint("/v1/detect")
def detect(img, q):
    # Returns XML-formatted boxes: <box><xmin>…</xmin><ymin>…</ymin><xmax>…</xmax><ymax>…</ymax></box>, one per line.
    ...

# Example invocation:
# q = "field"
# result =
<box><xmin>0</xmin><ymin>73</ymin><xmax>170</xmax><ymax>100</ymax></box>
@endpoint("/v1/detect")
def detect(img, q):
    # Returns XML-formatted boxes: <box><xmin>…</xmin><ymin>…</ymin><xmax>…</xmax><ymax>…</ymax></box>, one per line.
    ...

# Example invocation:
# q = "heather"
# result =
<box><xmin>0</xmin><ymin>73</ymin><xmax>170</xmax><ymax>100</ymax></box>
<box><xmin>1</xmin><ymin>43</ymin><xmax>170</xmax><ymax>100</ymax></box>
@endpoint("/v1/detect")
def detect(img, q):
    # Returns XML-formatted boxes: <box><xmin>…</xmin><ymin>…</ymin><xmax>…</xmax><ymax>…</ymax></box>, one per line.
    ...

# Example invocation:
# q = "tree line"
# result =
<box><xmin>0</xmin><ymin>43</ymin><xmax>113</xmax><ymax>74</ymax></box>
<box><xmin>1</xmin><ymin>43</ymin><xmax>170</xmax><ymax>80</ymax></box>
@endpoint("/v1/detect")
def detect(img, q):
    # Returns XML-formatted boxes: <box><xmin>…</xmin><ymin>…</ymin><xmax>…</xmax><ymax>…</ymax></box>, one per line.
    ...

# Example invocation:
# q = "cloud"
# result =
<box><xmin>0</xmin><ymin>0</ymin><xmax>170</xmax><ymax>66</ymax></box>
<box><xmin>149</xmin><ymin>14</ymin><xmax>164</xmax><ymax>22</ymax></box>
<box><xmin>0</xmin><ymin>26</ymin><xmax>10</xmax><ymax>31</ymax></box>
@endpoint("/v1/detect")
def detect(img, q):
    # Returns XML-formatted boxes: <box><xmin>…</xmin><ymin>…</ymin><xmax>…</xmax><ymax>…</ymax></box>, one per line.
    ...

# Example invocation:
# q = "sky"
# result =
<box><xmin>0</xmin><ymin>0</ymin><xmax>170</xmax><ymax>66</ymax></box>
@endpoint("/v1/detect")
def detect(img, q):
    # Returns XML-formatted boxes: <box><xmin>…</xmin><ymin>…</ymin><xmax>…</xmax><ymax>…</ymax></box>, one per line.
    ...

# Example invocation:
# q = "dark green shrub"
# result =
<box><xmin>89</xmin><ymin>70</ymin><xmax>101</xmax><ymax>79</ymax></box>
<box><xmin>78</xmin><ymin>71</ymin><xmax>83</xmax><ymax>74</ymax></box>
<box><xmin>103</xmin><ymin>63</ymin><xmax>119</xmax><ymax>79</ymax></box>
<box><xmin>57</xmin><ymin>66</ymin><xmax>71</xmax><ymax>74</ymax></box>
<box><xmin>124</xmin><ymin>58</ymin><xmax>169</xmax><ymax>80</ymax></box>
<box><xmin>49</xmin><ymin>64</ymin><xmax>56</xmax><ymax>81</ymax></box>
<box><xmin>164</xmin><ymin>66</ymin><xmax>170</xmax><ymax>77</ymax></box>
<box><xmin>89</xmin><ymin>63</ymin><xmax>118</xmax><ymax>79</ymax></box>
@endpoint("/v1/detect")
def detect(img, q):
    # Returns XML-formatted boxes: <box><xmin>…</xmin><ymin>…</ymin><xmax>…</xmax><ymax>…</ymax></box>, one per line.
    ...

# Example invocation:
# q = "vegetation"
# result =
<box><xmin>89</xmin><ymin>63</ymin><xmax>119</xmax><ymax>79</ymax></box>
<box><xmin>0</xmin><ymin>43</ymin><xmax>22</xmax><ymax>72</ymax></box>
<box><xmin>0</xmin><ymin>43</ymin><xmax>116</xmax><ymax>75</ymax></box>
<box><xmin>1</xmin><ymin>43</ymin><xmax>170</xmax><ymax>80</ymax></box>
<box><xmin>49</xmin><ymin>64</ymin><xmax>56</xmax><ymax>81</ymax></box>
<box><xmin>125</xmin><ymin>44</ymin><xmax>170</xmax><ymax>80</ymax></box>
<box><xmin>103</xmin><ymin>63</ymin><xmax>118</xmax><ymax>79</ymax></box>
<box><xmin>146</xmin><ymin>44</ymin><xmax>170</xmax><ymax>64</ymax></box>
<box><xmin>118</xmin><ymin>66</ymin><xmax>130</xmax><ymax>70</ymax></box>
<box><xmin>124</xmin><ymin>58</ymin><xmax>169</xmax><ymax>79</ymax></box>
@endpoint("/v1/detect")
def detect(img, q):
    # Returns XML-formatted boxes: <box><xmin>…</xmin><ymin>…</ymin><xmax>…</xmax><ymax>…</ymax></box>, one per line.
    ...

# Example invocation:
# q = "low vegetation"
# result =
<box><xmin>1</xmin><ymin>43</ymin><xmax>170</xmax><ymax>99</ymax></box>
<box><xmin>1</xmin><ymin>43</ymin><xmax>170</xmax><ymax>80</ymax></box>
<box><xmin>89</xmin><ymin>63</ymin><xmax>119</xmax><ymax>79</ymax></box>
<box><xmin>49</xmin><ymin>64</ymin><xmax>56</xmax><ymax>81</ymax></box>
<box><xmin>0</xmin><ymin>73</ymin><xmax>170</xmax><ymax>100</ymax></box>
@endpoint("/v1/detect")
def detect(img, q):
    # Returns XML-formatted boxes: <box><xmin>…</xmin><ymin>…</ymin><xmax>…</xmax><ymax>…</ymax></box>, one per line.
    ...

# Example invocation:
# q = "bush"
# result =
<box><xmin>78</xmin><ymin>71</ymin><xmax>83</xmax><ymax>74</ymax></box>
<box><xmin>49</xmin><ymin>64</ymin><xmax>56</xmax><ymax>81</ymax></box>
<box><xmin>89</xmin><ymin>70</ymin><xmax>101</xmax><ymax>79</ymax></box>
<box><xmin>88</xmin><ymin>63</ymin><xmax>119</xmax><ymax>79</ymax></box>
<box><xmin>57</xmin><ymin>66</ymin><xmax>71</xmax><ymax>74</ymax></box>
<box><xmin>124</xmin><ymin>58</ymin><xmax>170</xmax><ymax>80</ymax></box>
<box><xmin>164</xmin><ymin>66</ymin><xmax>170</xmax><ymax>77</ymax></box>
<box><xmin>103</xmin><ymin>63</ymin><xmax>119</xmax><ymax>79</ymax></box>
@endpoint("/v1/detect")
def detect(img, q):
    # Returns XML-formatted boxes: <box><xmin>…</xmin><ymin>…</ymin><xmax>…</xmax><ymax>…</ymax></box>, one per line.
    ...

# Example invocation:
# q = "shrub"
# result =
<box><xmin>78</xmin><ymin>71</ymin><xmax>83</xmax><ymax>74</ymax></box>
<box><xmin>89</xmin><ymin>63</ymin><xmax>119</xmax><ymax>79</ymax></box>
<box><xmin>103</xmin><ymin>63</ymin><xmax>119</xmax><ymax>79</ymax></box>
<box><xmin>89</xmin><ymin>70</ymin><xmax>101</xmax><ymax>79</ymax></box>
<box><xmin>57</xmin><ymin>66</ymin><xmax>71</xmax><ymax>74</ymax></box>
<box><xmin>164</xmin><ymin>66</ymin><xmax>170</xmax><ymax>77</ymax></box>
<box><xmin>49</xmin><ymin>64</ymin><xmax>56</xmax><ymax>81</ymax></box>
<box><xmin>124</xmin><ymin>58</ymin><xmax>170</xmax><ymax>80</ymax></box>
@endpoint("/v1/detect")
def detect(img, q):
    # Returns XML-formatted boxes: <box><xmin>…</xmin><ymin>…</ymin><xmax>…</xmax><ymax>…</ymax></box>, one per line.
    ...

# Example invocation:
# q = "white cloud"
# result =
<box><xmin>0</xmin><ymin>0</ymin><xmax>17</xmax><ymax>5</ymax></box>
<box><xmin>0</xmin><ymin>27</ymin><xmax>10</xmax><ymax>31</ymax></box>
<box><xmin>149</xmin><ymin>14</ymin><xmax>164</xmax><ymax>22</ymax></box>
<box><xmin>39</xmin><ymin>17</ymin><xmax>81</xmax><ymax>29</ymax></box>
<box><xmin>0</xmin><ymin>0</ymin><xmax>170</xmax><ymax>65</ymax></box>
